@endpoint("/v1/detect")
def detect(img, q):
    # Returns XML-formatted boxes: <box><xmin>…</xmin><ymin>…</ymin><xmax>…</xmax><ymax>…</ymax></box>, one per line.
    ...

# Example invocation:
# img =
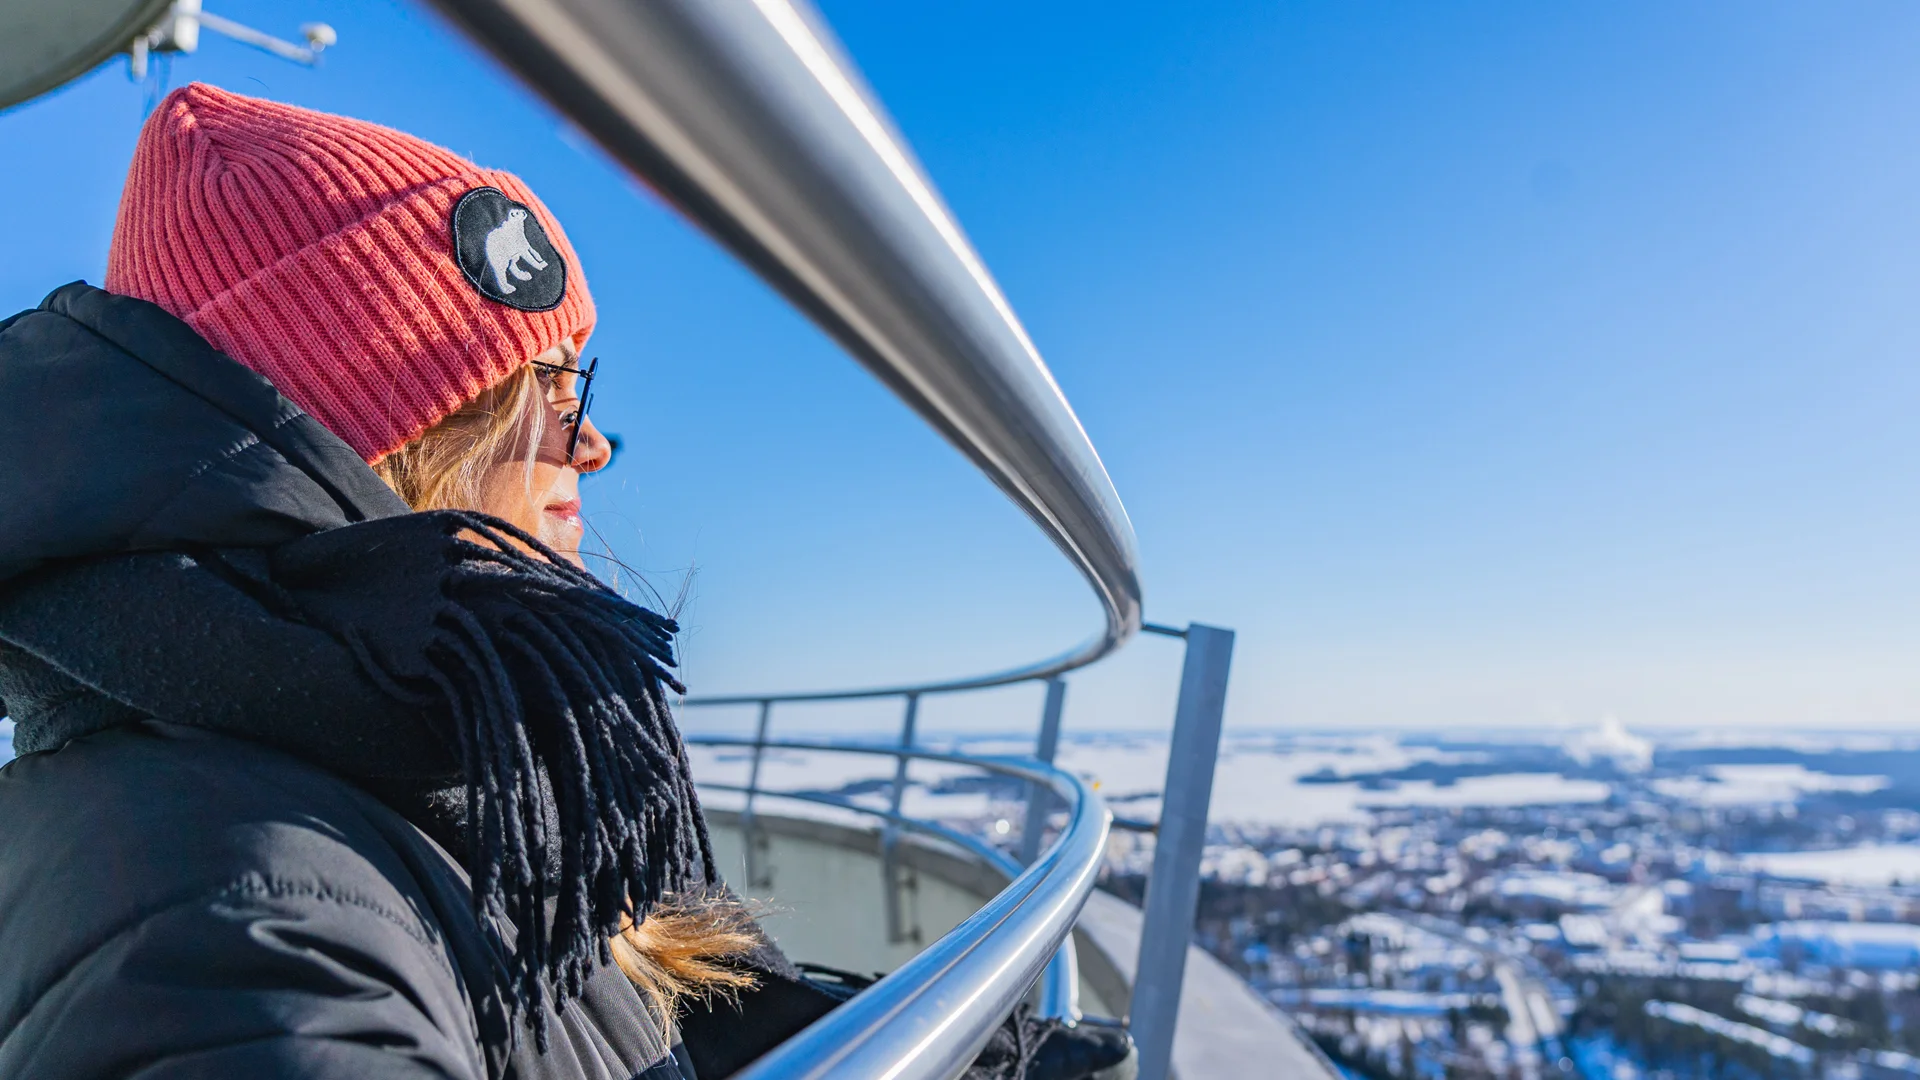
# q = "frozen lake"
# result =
<box><xmin>1745</xmin><ymin>844</ymin><xmax>1920</xmax><ymax>887</ymax></box>
<box><xmin>1653</xmin><ymin>764</ymin><xmax>1890</xmax><ymax>806</ymax></box>
<box><xmin>5</xmin><ymin>718</ymin><xmax>1902</xmax><ymax>838</ymax></box>
<box><xmin>1045</xmin><ymin>737</ymin><xmax>1612</xmax><ymax>827</ymax></box>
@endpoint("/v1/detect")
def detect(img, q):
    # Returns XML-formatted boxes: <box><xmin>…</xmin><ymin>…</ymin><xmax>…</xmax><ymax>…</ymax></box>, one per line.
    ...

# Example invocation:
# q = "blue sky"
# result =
<box><xmin>6</xmin><ymin>2</ymin><xmax>1920</xmax><ymax>736</ymax></box>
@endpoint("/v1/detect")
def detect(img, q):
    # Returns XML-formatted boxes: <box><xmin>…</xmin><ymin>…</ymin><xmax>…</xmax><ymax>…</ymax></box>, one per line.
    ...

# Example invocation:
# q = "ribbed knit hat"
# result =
<box><xmin>106</xmin><ymin>83</ymin><xmax>595</xmax><ymax>462</ymax></box>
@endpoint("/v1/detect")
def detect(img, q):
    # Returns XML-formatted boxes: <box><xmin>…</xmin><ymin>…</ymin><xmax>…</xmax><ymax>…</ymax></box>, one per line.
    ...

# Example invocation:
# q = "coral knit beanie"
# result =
<box><xmin>106</xmin><ymin>83</ymin><xmax>595</xmax><ymax>463</ymax></box>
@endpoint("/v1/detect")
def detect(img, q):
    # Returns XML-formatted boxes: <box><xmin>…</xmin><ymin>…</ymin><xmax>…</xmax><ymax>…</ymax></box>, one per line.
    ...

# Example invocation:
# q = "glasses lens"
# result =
<box><xmin>568</xmin><ymin>358</ymin><xmax>597</xmax><ymax>460</ymax></box>
<box><xmin>532</xmin><ymin>357</ymin><xmax>597</xmax><ymax>462</ymax></box>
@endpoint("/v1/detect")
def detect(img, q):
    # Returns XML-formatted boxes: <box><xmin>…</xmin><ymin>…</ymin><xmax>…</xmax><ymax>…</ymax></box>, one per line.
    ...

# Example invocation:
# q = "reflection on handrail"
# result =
<box><xmin>426</xmin><ymin>0</ymin><xmax>1143</xmax><ymax>697</ymax></box>
<box><xmin>688</xmin><ymin>736</ymin><xmax>1112</xmax><ymax>1080</ymax></box>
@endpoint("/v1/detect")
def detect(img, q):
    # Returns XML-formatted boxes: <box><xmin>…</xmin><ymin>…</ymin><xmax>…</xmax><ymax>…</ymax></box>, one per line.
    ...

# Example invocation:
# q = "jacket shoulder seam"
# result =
<box><xmin>1</xmin><ymin>869</ymin><xmax>456</xmax><ymax>1047</ymax></box>
<box><xmin>129</xmin><ymin>419</ymin><xmax>306</xmax><ymax>542</ymax></box>
<box><xmin>176</xmin><ymin>408</ymin><xmax>306</xmax><ymax>486</ymax></box>
<box><xmin>211</xmin><ymin>871</ymin><xmax>444</xmax><ymax>949</ymax></box>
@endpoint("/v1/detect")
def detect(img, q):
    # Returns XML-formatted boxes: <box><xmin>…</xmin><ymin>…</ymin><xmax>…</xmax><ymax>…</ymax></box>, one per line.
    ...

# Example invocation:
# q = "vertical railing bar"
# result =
<box><xmin>742</xmin><ymin>699</ymin><xmax>773</xmax><ymax>889</ymax></box>
<box><xmin>882</xmin><ymin>691</ymin><xmax>922</xmax><ymax>944</ymax></box>
<box><xmin>1131</xmin><ymin>623</ymin><xmax>1235</xmax><ymax>1080</ymax></box>
<box><xmin>1019</xmin><ymin>677</ymin><xmax>1068</xmax><ymax>866</ymax></box>
<box><xmin>1025</xmin><ymin>676</ymin><xmax>1077</xmax><ymax>1022</ymax></box>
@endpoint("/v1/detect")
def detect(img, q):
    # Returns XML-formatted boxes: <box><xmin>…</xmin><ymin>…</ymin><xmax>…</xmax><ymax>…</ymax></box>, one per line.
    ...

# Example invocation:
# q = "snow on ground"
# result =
<box><xmin>1027</xmin><ymin>737</ymin><xmax>1606</xmax><ymax>828</ymax></box>
<box><xmin>1654</xmin><ymin>730</ymin><xmax>1920</xmax><ymax>752</ymax></box>
<box><xmin>1495</xmin><ymin>869</ymin><xmax>1617</xmax><ymax>908</ymax></box>
<box><xmin>684</xmin><ymin>741</ymin><xmax>1020</xmax><ymax>833</ymax></box>
<box><xmin>1049</xmin><ymin>737</ymin><xmax>1385</xmax><ymax>828</ymax></box>
<box><xmin>1744</xmin><ymin>844</ymin><xmax>1920</xmax><ymax>887</ymax></box>
<box><xmin>662</xmin><ymin>731</ymin><xmax>1897</xmax><ymax>836</ymax></box>
<box><xmin>684</xmin><ymin>734</ymin><xmax>1609</xmax><ymax>831</ymax></box>
<box><xmin>1360</xmin><ymin>774</ymin><xmax>1612</xmax><ymax>810</ymax></box>
<box><xmin>1652</xmin><ymin>765</ymin><xmax>1889</xmax><ymax>806</ymax></box>
<box><xmin>1756</xmin><ymin>921</ymin><xmax>1920</xmax><ymax>968</ymax></box>
<box><xmin>1644</xmin><ymin>1001</ymin><xmax>1812</xmax><ymax>1064</ymax></box>
<box><xmin>1269</xmin><ymin>988</ymin><xmax>1485</xmax><ymax>1015</ymax></box>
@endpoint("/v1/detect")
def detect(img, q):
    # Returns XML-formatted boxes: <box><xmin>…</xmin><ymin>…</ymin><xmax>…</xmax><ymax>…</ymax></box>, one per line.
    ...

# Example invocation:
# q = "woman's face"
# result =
<box><xmin>475</xmin><ymin>343</ymin><xmax>611</xmax><ymax>565</ymax></box>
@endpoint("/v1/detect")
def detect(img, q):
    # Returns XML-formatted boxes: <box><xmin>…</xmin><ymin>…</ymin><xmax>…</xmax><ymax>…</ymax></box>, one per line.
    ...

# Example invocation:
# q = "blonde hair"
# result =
<box><xmin>373</xmin><ymin>361</ymin><xmax>761</xmax><ymax>1020</ymax></box>
<box><xmin>613</xmin><ymin>901</ymin><xmax>763</xmax><ymax>1019</ymax></box>
<box><xmin>372</xmin><ymin>363</ymin><xmax>549</xmax><ymax>524</ymax></box>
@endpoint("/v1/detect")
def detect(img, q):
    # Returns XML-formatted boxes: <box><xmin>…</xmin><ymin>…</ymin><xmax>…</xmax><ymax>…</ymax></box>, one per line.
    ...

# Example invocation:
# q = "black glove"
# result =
<box><xmin>966</xmin><ymin>1006</ymin><xmax>1137</xmax><ymax>1080</ymax></box>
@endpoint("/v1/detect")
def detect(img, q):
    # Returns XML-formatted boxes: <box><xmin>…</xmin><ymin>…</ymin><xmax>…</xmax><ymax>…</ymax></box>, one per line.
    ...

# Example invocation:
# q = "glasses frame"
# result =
<box><xmin>530</xmin><ymin>355</ymin><xmax>598</xmax><ymax>462</ymax></box>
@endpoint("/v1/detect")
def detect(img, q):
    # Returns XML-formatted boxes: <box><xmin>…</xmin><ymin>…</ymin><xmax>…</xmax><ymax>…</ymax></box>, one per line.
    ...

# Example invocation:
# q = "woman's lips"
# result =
<box><xmin>544</xmin><ymin>498</ymin><xmax>583</xmax><ymax>530</ymax></box>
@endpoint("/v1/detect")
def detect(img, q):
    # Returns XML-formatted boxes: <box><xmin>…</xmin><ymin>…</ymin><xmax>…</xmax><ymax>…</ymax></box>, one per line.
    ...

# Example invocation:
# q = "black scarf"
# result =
<box><xmin>0</xmin><ymin>511</ymin><xmax>716</xmax><ymax>1039</ymax></box>
<box><xmin>0</xmin><ymin>283</ymin><xmax>718</xmax><ymax>1043</ymax></box>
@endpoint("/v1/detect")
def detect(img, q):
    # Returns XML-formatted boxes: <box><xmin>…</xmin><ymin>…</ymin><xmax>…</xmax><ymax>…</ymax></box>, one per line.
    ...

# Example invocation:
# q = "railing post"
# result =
<box><xmin>1027</xmin><ymin>677</ymin><xmax>1080</xmax><ymax>1024</ymax></box>
<box><xmin>882</xmin><ymin>692</ymin><xmax>922</xmax><ymax>944</ymax></box>
<box><xmin>1019</xmin><ymin>677</ymin><xmax>1068</xmax><ymax>866</ymax></box>
<box><xmin>1131</xmin><ymin>623</ymin><xmax>1234</xmax><ymax>1080</ymax></box>
<box><xmin>741</xmin><ymin>699</ymin><xmax>773</xmax><ymax>889</ymax></box>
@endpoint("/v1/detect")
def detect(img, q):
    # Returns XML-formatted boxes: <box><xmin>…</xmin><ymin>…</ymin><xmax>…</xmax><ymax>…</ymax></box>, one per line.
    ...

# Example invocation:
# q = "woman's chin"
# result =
<box><xmin>541</xmin><ymin>510</ymin><xmax>586</xmax><ymax>560</ymax></box>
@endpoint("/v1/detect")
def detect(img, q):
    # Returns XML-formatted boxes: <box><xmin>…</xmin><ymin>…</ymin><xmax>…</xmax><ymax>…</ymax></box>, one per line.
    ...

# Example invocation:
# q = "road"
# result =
<box><xmin>1396</xmin><ymin>911</ymin><xmax>1568</xmax><ymax>1078</ymax></box>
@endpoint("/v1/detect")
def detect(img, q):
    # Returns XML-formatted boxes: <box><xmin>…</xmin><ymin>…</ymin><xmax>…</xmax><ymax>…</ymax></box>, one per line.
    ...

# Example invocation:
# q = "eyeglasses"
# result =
<box><xmin>530</xmin><ymin>355</ymin><xmax>598</xmax><ymax>462</ymax></box>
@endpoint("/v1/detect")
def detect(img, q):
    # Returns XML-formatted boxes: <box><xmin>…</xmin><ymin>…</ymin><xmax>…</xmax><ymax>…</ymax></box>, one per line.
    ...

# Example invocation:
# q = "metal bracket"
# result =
<box><xmin>130</xmin><ymin>0</ymin><xmax>335</xmax><ymax>80</ymax></box>
<box><xmin>1019</xmin><ymin>677</ymin><xmax>1068</xmax><ymax>866</ymax></box>
<box><xmin>1130</xmin><ymin>623</ymin><xmax>1236</xmax><ymax>1080</ymax></box>
<box><xmin>740</xmin><ymin>700</ymin><xmax>774</xmax><ymax>890</ymax></box>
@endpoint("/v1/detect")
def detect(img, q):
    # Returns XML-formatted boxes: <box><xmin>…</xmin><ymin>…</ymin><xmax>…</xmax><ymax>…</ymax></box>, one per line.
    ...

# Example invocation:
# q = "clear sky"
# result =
<box><xmin>6</xmin><ymin>2</ymin><xmax>1920</xmax><ymax>736</ymax></box>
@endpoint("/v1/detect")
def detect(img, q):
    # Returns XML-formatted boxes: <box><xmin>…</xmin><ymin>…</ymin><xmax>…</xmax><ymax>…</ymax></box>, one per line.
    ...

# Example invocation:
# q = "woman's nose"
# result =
<box><xmin>573</xmin><ymin>416</ymin><xmax>614</xmax><ymax>473</ymax></box>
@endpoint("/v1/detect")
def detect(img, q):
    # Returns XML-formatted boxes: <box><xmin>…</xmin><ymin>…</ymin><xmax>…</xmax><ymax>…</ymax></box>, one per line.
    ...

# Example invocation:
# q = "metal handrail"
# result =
<box><xmin>693</xmin><ymin>736</ymin><xmax>1050</xmax><ymax>876</ymax></box>
<box><xmin>685</xmin><ymin>663</ymin><xmax>1096</xmax><ymax>706</ymax></box>
<box><xmin>688</xmin><ymin>736</ymin><xmax>1112</xmax><ymax>1080</ymax></box>
<box><xmin>690</xmin><ymin>735</ymin><xmax>1087</xmax><ymax>1022</ymax></box>
<box><xmin>419</xmin><ymin>1</ymin><xmax>1151</xmax><ymax>1075</ymax></box>
<box><xmin>427</xmin><ymin>0</ymin><xmax>1143</xmax><ymax>698</ymax></box>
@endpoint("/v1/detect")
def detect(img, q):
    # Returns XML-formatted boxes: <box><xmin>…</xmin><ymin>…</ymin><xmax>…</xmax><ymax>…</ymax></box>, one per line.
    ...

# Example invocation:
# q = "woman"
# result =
<box><xmin>0</xmin><ymin>85</ymin><xmax>1128</xmax><ymax>1080</ymax></box>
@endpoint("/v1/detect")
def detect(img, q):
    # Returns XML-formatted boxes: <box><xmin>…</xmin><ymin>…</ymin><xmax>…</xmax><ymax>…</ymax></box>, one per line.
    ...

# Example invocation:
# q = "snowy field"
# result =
<box><xmin>1045</xmin><ymin>737</ymin><xmax>1610</xmax><ymax>827</ymax></box>
<box><xmin>682</xmin><ymin>732</ymin><xmax>1619</xmax><ymax>831</ymax></box>
<box><xmin>1744</xmin><ymin>844</ymin><xmax>1920</xmax><ymax>887</ymax></box>
<box><xmin>1652</xmin><ymin>765</ymin><xmax>1890</xmax><ymax>806</ymax></box>
<box><xmin>1</xmin><ymin>716</ymin><xmax>1903</xmax><ymax>839</ymax></box>
<box><xmin>678</xmin><ymin>722</ymin><xmax>1915</xmax><ymax>834</ymax></box>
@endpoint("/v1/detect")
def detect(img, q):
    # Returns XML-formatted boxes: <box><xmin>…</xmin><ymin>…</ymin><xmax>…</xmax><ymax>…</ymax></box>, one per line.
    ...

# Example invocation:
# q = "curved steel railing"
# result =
<box><xmin>687</xmin><ymin>736</ymin><xmax>1111</xmax><ymax>1080</ymax></box>
<box><xmin>689</xmin><ymin>736</ymin><xmax>1101</xmax><ymax>1019</ymax></box>
<box><xmin>429</xmin><ymin>0</ymin><xmax>1143</xmax><ymax>690</ymax></box>
<box><xmin>692</xmin><ymin>737</ymin><xmax>1054</xmax><ymax>877</ymax></box>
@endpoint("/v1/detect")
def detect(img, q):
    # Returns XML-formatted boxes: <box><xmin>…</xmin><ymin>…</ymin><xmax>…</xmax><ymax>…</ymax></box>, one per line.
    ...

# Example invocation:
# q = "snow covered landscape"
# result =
<box><xmin>680</xmin><ymin>719</ymin><xmax>1920</xmax><ymax>1080</ymax></box>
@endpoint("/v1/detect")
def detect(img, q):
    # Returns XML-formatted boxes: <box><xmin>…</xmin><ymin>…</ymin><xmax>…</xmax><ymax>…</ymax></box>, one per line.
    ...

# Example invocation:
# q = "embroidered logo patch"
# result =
<box><xmin>451</xmin><ymin>187</ymin><xmax>566</xmax><ymax>312</ymax></box>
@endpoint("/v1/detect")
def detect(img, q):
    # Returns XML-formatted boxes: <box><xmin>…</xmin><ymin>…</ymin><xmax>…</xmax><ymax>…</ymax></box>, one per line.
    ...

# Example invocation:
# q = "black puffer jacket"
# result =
<box><xmin>0</xmin><ymin>284</ymin><xmax>691</xmax><ymax>1079</ymax></box>
<box><xmin>0</xmin><ymin>284</ymin><xmax>1136</xmax><ymax>1080</ymax></box>
<box><xmin>0</xmin><ymin>722</ymin><xmax>689</xmax><ymax>1079</ymax></box>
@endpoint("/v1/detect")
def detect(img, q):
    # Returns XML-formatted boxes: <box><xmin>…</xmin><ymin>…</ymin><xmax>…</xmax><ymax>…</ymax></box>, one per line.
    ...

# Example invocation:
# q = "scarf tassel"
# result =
<box><xmin>411</xmin><ymin>514</ymin><xmax>712</xmax><ymax>1045</ymax></box>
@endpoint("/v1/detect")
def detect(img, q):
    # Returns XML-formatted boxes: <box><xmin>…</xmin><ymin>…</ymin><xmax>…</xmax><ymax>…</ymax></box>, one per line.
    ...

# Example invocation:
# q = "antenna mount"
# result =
<box><xmin>130</xmin><ymin>0</ymin><xmax>336</xmax><ymax>79</ymax></box>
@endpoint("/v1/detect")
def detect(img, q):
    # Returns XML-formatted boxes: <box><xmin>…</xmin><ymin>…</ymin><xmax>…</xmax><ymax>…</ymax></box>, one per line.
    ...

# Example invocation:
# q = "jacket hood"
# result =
<box><xmin>0</xmin><ymin>282</ymin><xmax>408</xmax><ymax>586</ymax></box>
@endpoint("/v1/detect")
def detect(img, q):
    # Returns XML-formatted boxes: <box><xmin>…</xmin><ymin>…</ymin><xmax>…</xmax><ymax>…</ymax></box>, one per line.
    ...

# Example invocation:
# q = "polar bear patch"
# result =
<box><xmin>484</xmin><ymin>209</ymin><xmax>549</xmax><ymax>295</ymax></box>
<box><xmin>451</xmin><ymin>187</ymin><xmax>567</xmax><ymax>312</ymax></box>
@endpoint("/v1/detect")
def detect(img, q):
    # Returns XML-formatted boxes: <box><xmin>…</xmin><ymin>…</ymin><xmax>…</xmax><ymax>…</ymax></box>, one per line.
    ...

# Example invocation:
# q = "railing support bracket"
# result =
<box><xmin>1130</xmin><ymin>623</ymin><xmax>1235</xmax><ymax>1080</ymax></box>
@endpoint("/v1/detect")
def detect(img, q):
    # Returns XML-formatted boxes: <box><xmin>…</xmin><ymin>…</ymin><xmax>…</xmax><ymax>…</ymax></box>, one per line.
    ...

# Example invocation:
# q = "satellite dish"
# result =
<box><xmin>0</xmin><ymin>0</ymin><xmax>173</xmax><ymax>112</ymax></box>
